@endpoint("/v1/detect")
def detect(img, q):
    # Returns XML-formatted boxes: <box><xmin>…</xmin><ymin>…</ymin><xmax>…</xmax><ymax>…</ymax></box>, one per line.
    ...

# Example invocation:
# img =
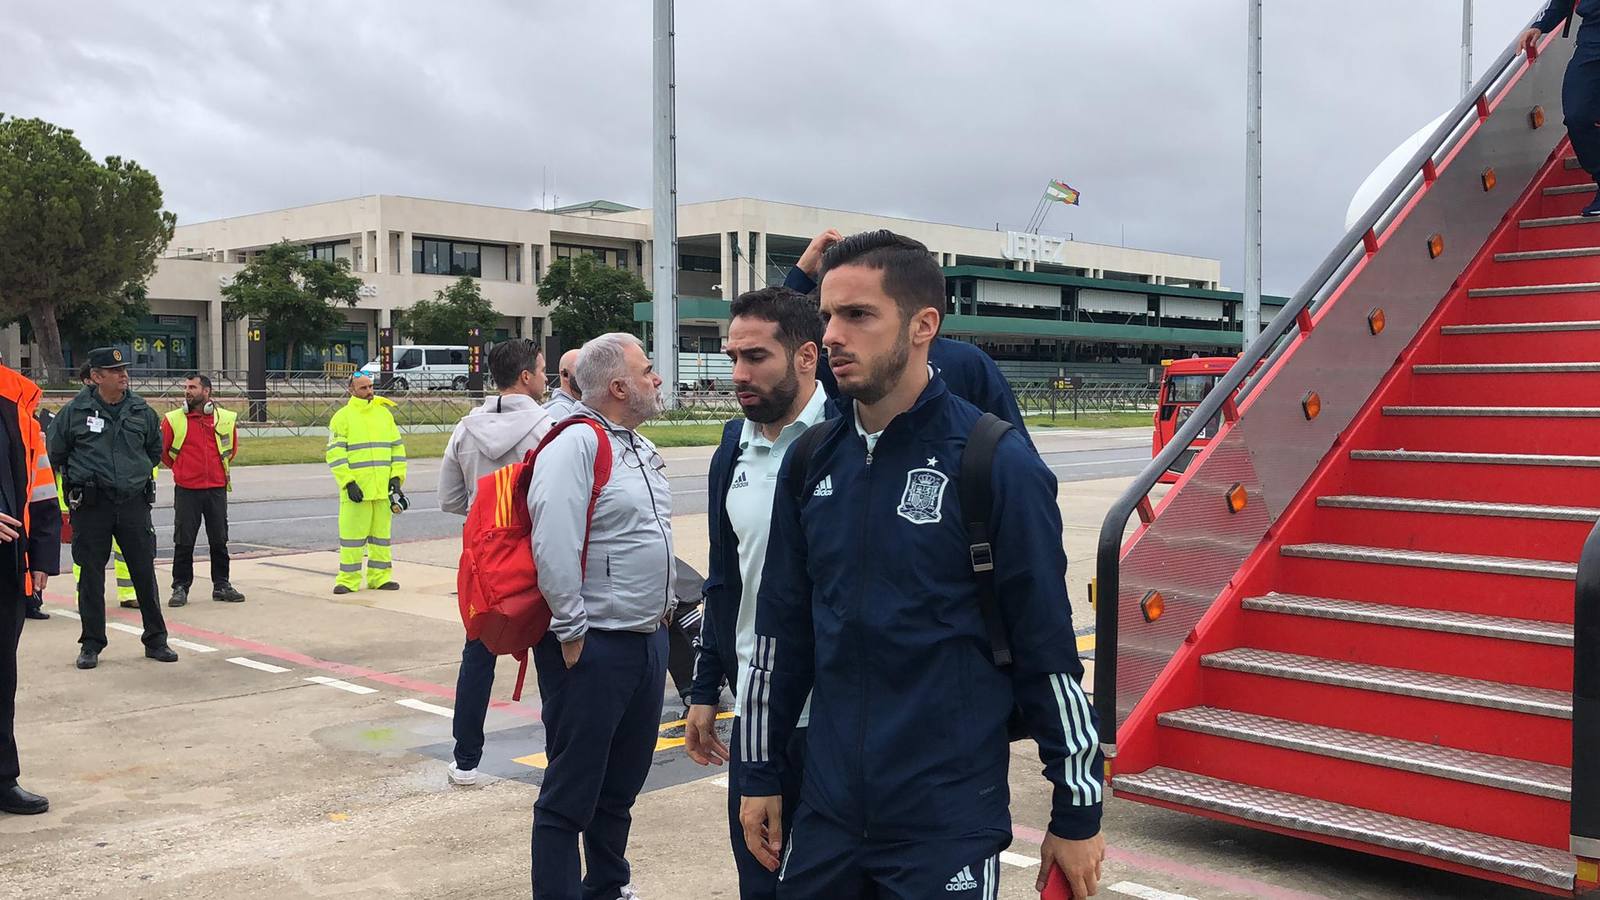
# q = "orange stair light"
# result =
<box><xmin>1530</xmin><ymin>105</ymin><xmax>1546</xmax><ymax>129</ymax></box>
<box><xmin>1427</xmin><ymin>234</ymin><xmax>1445</xmax><ymax>259</ymax></box>
<box><xmin>1367</xmin><ymin>308</ymin><xmax>1386</xmax><ymax>335</ymax></box>
<box><xmin>1481</xmin><ymin>168</ymin><xmax>1497</xmax><ymax>191</ymax></box>
<box><xmin>1226</xmin><ymin>483</ymin><xmax>1249</xmax><ymax>514</ymax></box>
<box><xmin>1140</xmin><ymin>590</ymin><xmax>1165</xmax><ymax>623</ymax></box>
<box><xmin>1302</xmin><ymin>391</ymin><xmax>1322</xmax><ymax>421</ymax></box>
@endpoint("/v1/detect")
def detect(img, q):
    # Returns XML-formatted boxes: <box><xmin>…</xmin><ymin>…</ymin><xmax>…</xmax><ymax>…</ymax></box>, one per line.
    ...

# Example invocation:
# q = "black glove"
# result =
<box><xmin>346</xmin><ymin>482</ymin><xmax>364</xmax><ymax>502</ymax></box>
<box><xmin>389</xmin><ymin>477</ymin><xmax>401</xmax><ymax>492</ymax></box>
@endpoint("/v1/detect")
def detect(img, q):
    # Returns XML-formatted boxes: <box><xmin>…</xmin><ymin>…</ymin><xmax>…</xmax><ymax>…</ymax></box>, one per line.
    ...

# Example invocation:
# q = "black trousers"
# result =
<box><xmin>1</xmin><ymin>561</ymin><xmax>24</xmax><ymax>786</ymax></box>
<box><xmin>1566</xmin><ymin>38</ymin><xmax>1600</xmax><ymax>179</ymax></box>
<box><xmin>73</xmin><ymin>495</ymin><xmax>165</xmax><ymax>652</ymax></box>
<box><xmin>172</xmin><ymin>486</ymin><xmax>230</xmax><ymax>589</ymax></box>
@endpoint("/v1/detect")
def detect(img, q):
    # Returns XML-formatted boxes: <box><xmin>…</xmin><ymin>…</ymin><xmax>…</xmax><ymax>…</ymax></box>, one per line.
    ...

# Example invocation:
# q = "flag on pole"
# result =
<box><xmin>1045</xmin><ymin>179</ymin><xmax>1080</xmax><ymax>205</ymax></box>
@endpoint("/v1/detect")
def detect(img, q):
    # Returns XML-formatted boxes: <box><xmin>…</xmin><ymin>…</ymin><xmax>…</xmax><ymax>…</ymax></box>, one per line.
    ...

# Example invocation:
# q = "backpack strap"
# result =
<box><xmin>784</xmin><ymin>419</ymin><xmax>834</xmax><ymax>504</ymax></box>
<box><xmin>959</xmin><ymin>413</ymin><xmax>1015</xmax><ymax>667</ymax></box>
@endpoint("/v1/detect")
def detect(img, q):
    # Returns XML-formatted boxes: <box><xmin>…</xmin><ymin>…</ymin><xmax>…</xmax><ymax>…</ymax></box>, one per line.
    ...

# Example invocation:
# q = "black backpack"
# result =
<box><xmin>786</xmin><ymin>412</ymin><xmax>1031</xmax><ymax>742</ymax></box>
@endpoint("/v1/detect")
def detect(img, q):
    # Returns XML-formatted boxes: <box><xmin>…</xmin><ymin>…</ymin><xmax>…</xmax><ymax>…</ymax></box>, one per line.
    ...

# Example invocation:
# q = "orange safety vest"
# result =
<box><xmin>0</xmin><ymin>366</ymin><xmax>58</xmax><ymax>592</ymax></box>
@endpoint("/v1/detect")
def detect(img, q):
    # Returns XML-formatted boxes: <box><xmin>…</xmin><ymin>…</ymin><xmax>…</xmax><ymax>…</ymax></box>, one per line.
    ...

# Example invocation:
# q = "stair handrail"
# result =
<box><xmin>1093</xmin><ymin>19</ymin><xmax>1550</xmax><ymax>758</ymax></box>
<box><xmin>1574</xmin><ymin>521</ymin><xmax>1600</xmax><ymax>862</ymax></box>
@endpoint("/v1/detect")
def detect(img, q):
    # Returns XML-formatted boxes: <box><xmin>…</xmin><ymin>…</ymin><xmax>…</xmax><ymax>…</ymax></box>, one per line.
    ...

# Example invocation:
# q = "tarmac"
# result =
<box><xmin>2</xmin><ymin>461</ymin><xmax>1541</xmax><ymax>899</ymax></box>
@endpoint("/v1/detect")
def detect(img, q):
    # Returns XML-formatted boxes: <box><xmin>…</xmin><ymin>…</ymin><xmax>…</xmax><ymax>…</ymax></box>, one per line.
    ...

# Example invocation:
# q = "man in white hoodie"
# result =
<box><xmin>438</xmin><ymin>338</ymin><xmax>554</xmax><ymax>785</ymax></box>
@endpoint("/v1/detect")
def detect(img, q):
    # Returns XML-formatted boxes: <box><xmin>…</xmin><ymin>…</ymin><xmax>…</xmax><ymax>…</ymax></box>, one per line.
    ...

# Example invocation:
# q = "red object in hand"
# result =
<box><xmin>60</xmin><ymin>510</ymin><xmax>72</xmax><ymax>544</ymax></box>
<box><xmin>1040</xmin><ymin>865</ymin><xmax>1074</xmax><ymax>900</ymax></box>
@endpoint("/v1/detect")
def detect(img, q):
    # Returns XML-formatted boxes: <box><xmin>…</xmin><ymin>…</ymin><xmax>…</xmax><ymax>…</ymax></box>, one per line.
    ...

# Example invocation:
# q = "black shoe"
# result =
<box><xmin>24</xmin><ymin>607</ymin><xmax>48</xmax><ymax>620</ymax></box>
<box><xmin>145</xmin><ymin>645</ymin><xmax>179</xmax><ymax>663</ymax></box>
<box><xmin>212</xmin><ymin>583</ymin><xmax>245</xmax><ymax>603</ymax></box>
<box><xmin>1584</xmin><ymin>188</ymin><xmax>1600</xmax><ymax>217</ymax></box>
<box><xmin>333</xmin><ymin>585</ymin><xmax>353</xmax><ymax>595</ymax></box>
<box><xmin>118</xmin><ymin>599</ymin><xmax>139</xmax><ymax>609</ymax></box>
<box><xmin>376</xmin><ymin>582</ymin><xmax>400</xmax><ymax>591</ymax></box>
<box><xmin>0</xmin><ymin>784</ymin><xmax>49</xmax><ymax>815</ymax></box>
<box><xmin>75</xmin><ymin>649</ymin><xmax>99</xmax><ymax>670</ymax></box>
<box><xmin>168</xmin><ymin>585</ymin><xmax>189</xmax><ymax>608</ymax></box>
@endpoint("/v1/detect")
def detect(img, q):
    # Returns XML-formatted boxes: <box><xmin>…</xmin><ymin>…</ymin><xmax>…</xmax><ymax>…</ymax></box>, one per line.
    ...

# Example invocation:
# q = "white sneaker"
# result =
<box><xmin>618</xmin><ymin>885</ymin><xmax>642</xmax><ymax>900</ymax></box>
<box><xmin>447</xmin><ymin>762</ymin><xmax>478</xmax><ymax>786</ymax></box>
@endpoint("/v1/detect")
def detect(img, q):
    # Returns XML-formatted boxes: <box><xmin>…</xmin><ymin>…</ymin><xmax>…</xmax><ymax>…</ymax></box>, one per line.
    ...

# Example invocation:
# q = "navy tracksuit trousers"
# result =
<box><xmin>530</xmin><ymin>628</ymin><xmax>667</xmax><ymax>900</ymax></box>
<box><xmin>451</xmin><ymin>638</ymin><xmax>496</xmax><ymax>770</ymax></box>
<box><xmin>1565</xmin><ymin>37</ymin><xmax>1600</xmax><ymax>179</ymax></box>
<box><xmin>773</xmin><ymin>802</ymin><xmax>1011</xmax><ymax>900</ymax></box>
<box><xmin>728</xmin><ymin>722</ymin><xmax>806</xmax><ymax>900</ymax></box>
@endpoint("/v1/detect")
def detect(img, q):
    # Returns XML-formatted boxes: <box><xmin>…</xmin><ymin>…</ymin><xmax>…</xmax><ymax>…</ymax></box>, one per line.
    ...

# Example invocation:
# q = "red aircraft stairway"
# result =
<box><xmin>1096</xmin><ymin>20</ymin><xmax>1599</xmax><ymax>897</ymax></box>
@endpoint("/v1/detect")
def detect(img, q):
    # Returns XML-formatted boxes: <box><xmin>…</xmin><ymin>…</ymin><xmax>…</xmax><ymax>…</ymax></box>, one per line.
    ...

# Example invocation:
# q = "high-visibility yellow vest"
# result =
<box><xmin>165</xmin><ymin>407</ymin><xmax>238</xmax><ymax>477</ymax></box>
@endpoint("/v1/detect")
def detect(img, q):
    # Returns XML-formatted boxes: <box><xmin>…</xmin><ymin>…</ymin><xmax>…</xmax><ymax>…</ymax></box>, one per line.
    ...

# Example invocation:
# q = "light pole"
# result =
<box><xmin>652</xmin><ymin>0</ymin><xmax>678</xmax><ymax>407</ymax></box>
<box><xmin>1243</xmin><ymin>0</ymin><xmax>1263</xmax><ymax>348</ymax></box>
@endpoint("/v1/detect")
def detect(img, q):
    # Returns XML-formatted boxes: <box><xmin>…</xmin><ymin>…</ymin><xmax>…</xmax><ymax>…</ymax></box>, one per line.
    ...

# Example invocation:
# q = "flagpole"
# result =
<box><xmin>1460</xmin><ymin>0</ymin><xmax>1473</xmax><ymax>97</ymax></box>
<box><xmin>1242</xmin><ymin>0</ymin><xmax>1263</xmax><ymax>348</ymax></box>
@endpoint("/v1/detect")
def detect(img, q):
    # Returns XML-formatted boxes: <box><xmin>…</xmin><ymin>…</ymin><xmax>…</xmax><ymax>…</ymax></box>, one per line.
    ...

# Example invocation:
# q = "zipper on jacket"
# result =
<box><xmin>855</xmin><ymin>429</ymin><xmax>873</xmax><ymax>839</ymax></box>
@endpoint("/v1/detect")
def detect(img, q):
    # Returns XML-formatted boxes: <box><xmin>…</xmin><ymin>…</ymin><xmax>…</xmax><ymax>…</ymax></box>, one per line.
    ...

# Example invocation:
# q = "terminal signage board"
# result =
<box><xmin>1001</xmin><ymin>231</ymin><xmax>1070</xmax><ymax>264</ymax></box>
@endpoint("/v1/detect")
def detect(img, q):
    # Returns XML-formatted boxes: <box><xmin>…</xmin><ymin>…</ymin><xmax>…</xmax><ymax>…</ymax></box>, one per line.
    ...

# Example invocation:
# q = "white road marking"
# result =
<box><xmin>304</xmin><ymin>675</ymin><xmax>378</xmax><ymax>695</ymax></box>
<box><xmin>710</xmin><ymin>775</ymin><xmax>729</xmax><ymax>788</ymax></box>
<box><xmin>1047</xmin><ymin>455</ymin><xmax>1147</xmax><ymax>472</ymax></box>
<box><xmin>107</xmin><ymin>622</ymin><xmax>144</xmax><ymax>635</ymax></box>
<box><xmin>169</xmin><ymin>638</ymin><xmax>217</xmax><ymax>653</ymax></box>
<box><xmin>999</xmin><ymin>851</ymin><xmax>1038</xmax><ymax>868</ymax></box>
<box><xmin>50</xmin><ymin>607</ymin><xmax>81</xmax><ymax>619</ymax></box>
<box><xmin>1109</xmin><ymin>881</ymin><xmax>1199</xmax><ymax>900</ymax></box>
<box><xmin>396</xmin><ymin>698</ymin><xmax>453</xmax><ymax>718</ymax></box>
<box><xmin>227</xmin><ymin>657</ymin><xmax>291</xmax><ymax>674</ymax></box>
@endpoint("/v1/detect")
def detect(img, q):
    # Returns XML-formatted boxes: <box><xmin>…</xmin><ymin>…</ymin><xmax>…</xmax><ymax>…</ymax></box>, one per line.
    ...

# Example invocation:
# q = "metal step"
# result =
<box><xmin>1413</xmin><ymin>362</ymin><xmax>1600</xmax><ymax>373</ymax></box>
<box><xmin>1350</xmin><ymin>449</ymin><xmax>1600</xmax><ymax>467</ymax></box>
<box><xmin>1112</xmin><ymin>767</ymin><xmax>1575</xmax><ymax>890</ymax></box>
<box><xmin>1242</xmin><ymin>592</ymin><xmax>1573</xmax><ymax>646</ymax></box>
<box><xmin>1316</xmin><ymin>493</ymin><xmax>1600</xmax><ymax>522</ymax></box>
<box><xmin>1520</xmin><ymin>214</ymin><xmax>1600</xmax><ymax>228</ymax></box>
<box><xmin>1440</xmin><ymin>319</ymin><xmax>1600</xmax><ymax>333</ymax></box>
<box><xmin>1158</xmin><ymin>706</ymin><xmax>1571</xmax><ymax>799</ymax></box>
<box><xmin>1280</xmin><ymin>542</ymin><xmax>1576</xmax><ymax>580</ymax></box>
<box><xmin>1383</xmin><ymin>404</ymin><xmax>1600</xmax><ymax>417</ymax></box>
<box><xmin>1468</xmin><ymin>281</ymin><xmax>1600</xmax><ymax>297</ymax></box>
<box><xmin>1545</xmin><ymin>182</ymin><xmax>1596</xmax><ymax>196</ymax></box>
<box><xmin>1565</xmin><ymin>156</ymin><xmax>1584</xmax><ymax>170</ymax></box>
<box><xmin>1200</xmin><ymin>648</ymin><xmax>1573</xmax><ymax>718</ymax></box>
<box><xmin>1496</xmin><ymin>245</ymin><xmax>1600</xmax><ymax>261</ymax></box>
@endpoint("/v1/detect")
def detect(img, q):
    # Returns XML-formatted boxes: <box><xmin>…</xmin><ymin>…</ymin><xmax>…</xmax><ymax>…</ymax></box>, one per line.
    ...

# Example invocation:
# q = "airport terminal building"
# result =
<box><xmin>5</xmin><ymin>194</ymin><xmax>1284</xmax><ymax>384</ymax></box>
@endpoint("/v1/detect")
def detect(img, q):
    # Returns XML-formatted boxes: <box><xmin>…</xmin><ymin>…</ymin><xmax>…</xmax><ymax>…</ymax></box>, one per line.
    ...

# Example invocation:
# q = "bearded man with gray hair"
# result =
<box><xmin>526</xmin><ymin>332</ymin><xmax>675</xmax><ymax>900</ymax></box>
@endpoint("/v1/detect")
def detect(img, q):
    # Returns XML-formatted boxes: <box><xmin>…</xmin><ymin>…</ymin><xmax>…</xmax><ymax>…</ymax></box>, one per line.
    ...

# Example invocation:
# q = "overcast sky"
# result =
<box><xmin>0</xmin><ymin>1</ymin><xmax>1551</xmax><ymax>295</ymax></box>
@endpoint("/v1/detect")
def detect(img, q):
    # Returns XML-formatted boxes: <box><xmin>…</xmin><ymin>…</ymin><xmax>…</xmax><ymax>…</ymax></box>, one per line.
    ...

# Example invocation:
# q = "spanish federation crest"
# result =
<box><xmin>896</xmin><ymin>467</ymin><xmax>948</xmax><ymax>525</ymax></box>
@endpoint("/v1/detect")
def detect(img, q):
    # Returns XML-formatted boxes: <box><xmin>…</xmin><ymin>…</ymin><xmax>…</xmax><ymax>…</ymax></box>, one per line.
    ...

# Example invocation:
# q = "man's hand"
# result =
<box><xmin>684</xmin><ymin>703</ymin><xmax>730</xmax><ymax>766</ymax></box>
<box><xmin>560</xmin><ymin>635</ymin><xmax>585</xmax><ymax>669</ymax></box>
<box><xmin>31</xmin><ymin>572</ymin><xmax>48</xmax><ymax>592</ymax></box>
<box><xmin>345</xmin><ymin>482</ymin><xmax>363</xmax><ymax>503</ymax></box>
<box><xmin>1520</xmin><ymin>27</ymin><xmax>1543</xmax><ymax>54</ymax></box>
<box><xmin>0</xmin><ymin>512</ymin><xmax>22</xmax><ymax>543</ymax></box>
<box><xmin>739</xmin><ymin>795</ymin><xmax>784</xmax><ymax>872</ymax></box>
<box><xmin>796</xmin><ymin>229</ymin><xmax>844</xmax><ymax>279</ymax></box>
<box><xmin>1038</xmin><ymin>830</ymin><xmax>1105</xmax><ymax>897</ymax></box>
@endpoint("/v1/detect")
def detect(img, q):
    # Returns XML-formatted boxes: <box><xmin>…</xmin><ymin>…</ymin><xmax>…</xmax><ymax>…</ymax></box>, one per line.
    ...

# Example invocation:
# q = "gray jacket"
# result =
<box><xmin>528</xmin><ymin>408</ymin><xmax>673</xmax><ymax>641</ymax></box>
<box><xmin>438</xmin><ymin>394</ymin><xmax>553</xmax><ymax>515</ymax></box>
<box><xmin>543</xmin><ymin>388</ymin><xmax>582</xmax><ymax>421</ymax></box>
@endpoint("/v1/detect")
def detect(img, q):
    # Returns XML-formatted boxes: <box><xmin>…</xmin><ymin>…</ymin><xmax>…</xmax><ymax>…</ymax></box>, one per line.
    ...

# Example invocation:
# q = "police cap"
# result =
<box><xmin>87</xmin><ymin>347</ymin><xmax>130</xmax><ymax>369</ymax></box>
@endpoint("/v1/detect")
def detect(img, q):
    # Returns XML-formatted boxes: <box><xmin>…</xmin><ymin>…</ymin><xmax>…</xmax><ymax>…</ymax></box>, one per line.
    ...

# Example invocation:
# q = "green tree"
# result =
<box><xmin>0</xmin><ymin>115</ymin><xmax>175</xmax><ymax>384</ymax></box>
<box><xmin>221</xmin><ymin>241</ymin><xmax>363</xmax><ymax>370</ymax></box>
<box><xmin>400</xmin><ymin>276</ymin><xmax>500</xmax><ymax>344</ymax></box>
<box><xmin>8</xmin><ymin>281</ymin><xmax>151</xmax><ymax>366</ymax></box>
<box><xmin>542</xmin><ymin>255</ymin><xmax>648</xmax><ymax>346</ymax></box>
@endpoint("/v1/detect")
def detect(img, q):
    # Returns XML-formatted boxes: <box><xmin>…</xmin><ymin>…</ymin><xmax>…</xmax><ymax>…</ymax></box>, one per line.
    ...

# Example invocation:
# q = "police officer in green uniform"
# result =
<box><xmin>46</xmin><ymin>347</ymin><xmax>178</xmax><ymax>670</ymax></box>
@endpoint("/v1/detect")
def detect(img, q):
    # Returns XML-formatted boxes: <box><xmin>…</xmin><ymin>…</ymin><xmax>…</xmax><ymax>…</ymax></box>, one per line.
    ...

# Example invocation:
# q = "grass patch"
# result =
<box><xmin>237</xmin><ymin>432</ymin><xmax>453</xmax><ymax>467</ymax></box>
<box><xmin>637</xmin><ymin>423</ymin><xmax>728</xmax><ymax>447</ymax></box>
<box><xmin>1027</xmin><ymin>411</ymin><xmax>1154</xmax><ymax>429</ymax></box>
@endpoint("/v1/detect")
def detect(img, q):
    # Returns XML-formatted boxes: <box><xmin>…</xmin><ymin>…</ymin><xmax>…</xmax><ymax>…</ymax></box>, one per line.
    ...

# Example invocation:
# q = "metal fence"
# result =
<box><xmin>36</xmin><ymin>369</ymin><xmax>1157</xmax><ymax>436</ymax></box>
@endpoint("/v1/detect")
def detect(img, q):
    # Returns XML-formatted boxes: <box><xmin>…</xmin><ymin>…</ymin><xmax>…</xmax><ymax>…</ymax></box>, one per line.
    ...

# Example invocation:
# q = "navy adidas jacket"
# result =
<box><xmin>737</xmin><ymin>375</ymin><xmax>1103</xmax><ymax>841</ymax></box>
<box><xmin>784</xmin><ymin>268</ymin><xmax>1032</xmax><ymax>447</ymax></box>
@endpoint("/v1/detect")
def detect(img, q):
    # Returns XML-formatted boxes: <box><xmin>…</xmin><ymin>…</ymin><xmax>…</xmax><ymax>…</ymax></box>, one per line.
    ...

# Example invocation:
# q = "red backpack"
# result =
<box><xmin>457</xmin><ymin>417</ymin><xmax>611</xmax><ymax>699</ymax></box>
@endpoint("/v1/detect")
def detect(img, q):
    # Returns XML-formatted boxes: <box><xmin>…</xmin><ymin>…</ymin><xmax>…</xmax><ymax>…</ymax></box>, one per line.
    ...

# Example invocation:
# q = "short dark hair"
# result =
<box><xmin>77</xmin><ymin>363</ymin><xmax>91</xmax><ymax>383</ymax></box>
<box><xmin>728</xmin><ymin>286</ymin><xmax>823</xmax><ymax>355</ymax></box>
<box><xmin>818</xmin><ymin>230</ymin><xmax>945</xmax><ymax>325</ymax></box>
<box><xmin>186</xmin><ymin>373</ymin><xmax>212</xmax><ymax>390</ymax></box>
<box><xmin>490</xmin><ymin>338</ymin><xmax>542</xmax><ymax>388</ymax></box>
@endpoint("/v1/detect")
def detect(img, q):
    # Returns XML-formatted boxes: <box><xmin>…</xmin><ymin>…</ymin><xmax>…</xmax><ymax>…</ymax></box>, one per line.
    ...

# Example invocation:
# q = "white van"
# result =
<box><xmin>359</xmin><ymin>345</ymin><xmax>470</xmax><ymax>391</ymax></box>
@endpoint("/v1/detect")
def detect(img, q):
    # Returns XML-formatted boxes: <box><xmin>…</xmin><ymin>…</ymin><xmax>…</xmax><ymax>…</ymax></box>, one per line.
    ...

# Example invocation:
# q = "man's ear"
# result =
<box><xmin>794</xmin><ymin>341</ymin><xmax>819</xmax><ymax>376</ymax></box>
<box><xmin>908</xmin><ymin>306</ymin><xmax>941</xmax><ymax>348</ymax></box>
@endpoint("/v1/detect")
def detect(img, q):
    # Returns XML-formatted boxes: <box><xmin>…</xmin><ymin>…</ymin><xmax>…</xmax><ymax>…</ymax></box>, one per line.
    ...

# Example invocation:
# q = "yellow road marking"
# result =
<box><xmin>1077</xmin><ymin>633</ymin><xmax>1096</xmax><ymax>652</ymax></box>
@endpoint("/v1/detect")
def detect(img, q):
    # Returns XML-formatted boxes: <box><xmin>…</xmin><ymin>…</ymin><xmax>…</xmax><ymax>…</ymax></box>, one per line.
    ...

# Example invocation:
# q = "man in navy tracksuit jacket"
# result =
<box><xmin>739</xmin><ymin>231</ymin><xmax>1104</xmax><ymax>899</ymax></box>
<box><xmin>780</xmin><ymin>231</ymin><xmax>1031</xmax><ymax>446</ymax></box>
<box><xmin>1524</xmin><ymin>1</ymin><xmax>1600</xmax><ymax>214</ymax></box>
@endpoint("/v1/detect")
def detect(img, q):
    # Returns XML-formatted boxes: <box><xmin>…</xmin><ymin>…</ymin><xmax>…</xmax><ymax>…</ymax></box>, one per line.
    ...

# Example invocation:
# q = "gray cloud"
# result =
<box><xmin>0</xmin><ymin>0</ymin><xmax>1546</xmax><ymax>294</ymax></box>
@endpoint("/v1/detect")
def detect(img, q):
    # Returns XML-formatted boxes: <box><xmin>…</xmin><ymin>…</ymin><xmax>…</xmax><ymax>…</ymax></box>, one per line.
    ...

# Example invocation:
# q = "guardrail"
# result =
<box><xmin>1092</xmin><ymin>19</ymin><xmax>1549</xmax><ymax>757</ymax></box>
